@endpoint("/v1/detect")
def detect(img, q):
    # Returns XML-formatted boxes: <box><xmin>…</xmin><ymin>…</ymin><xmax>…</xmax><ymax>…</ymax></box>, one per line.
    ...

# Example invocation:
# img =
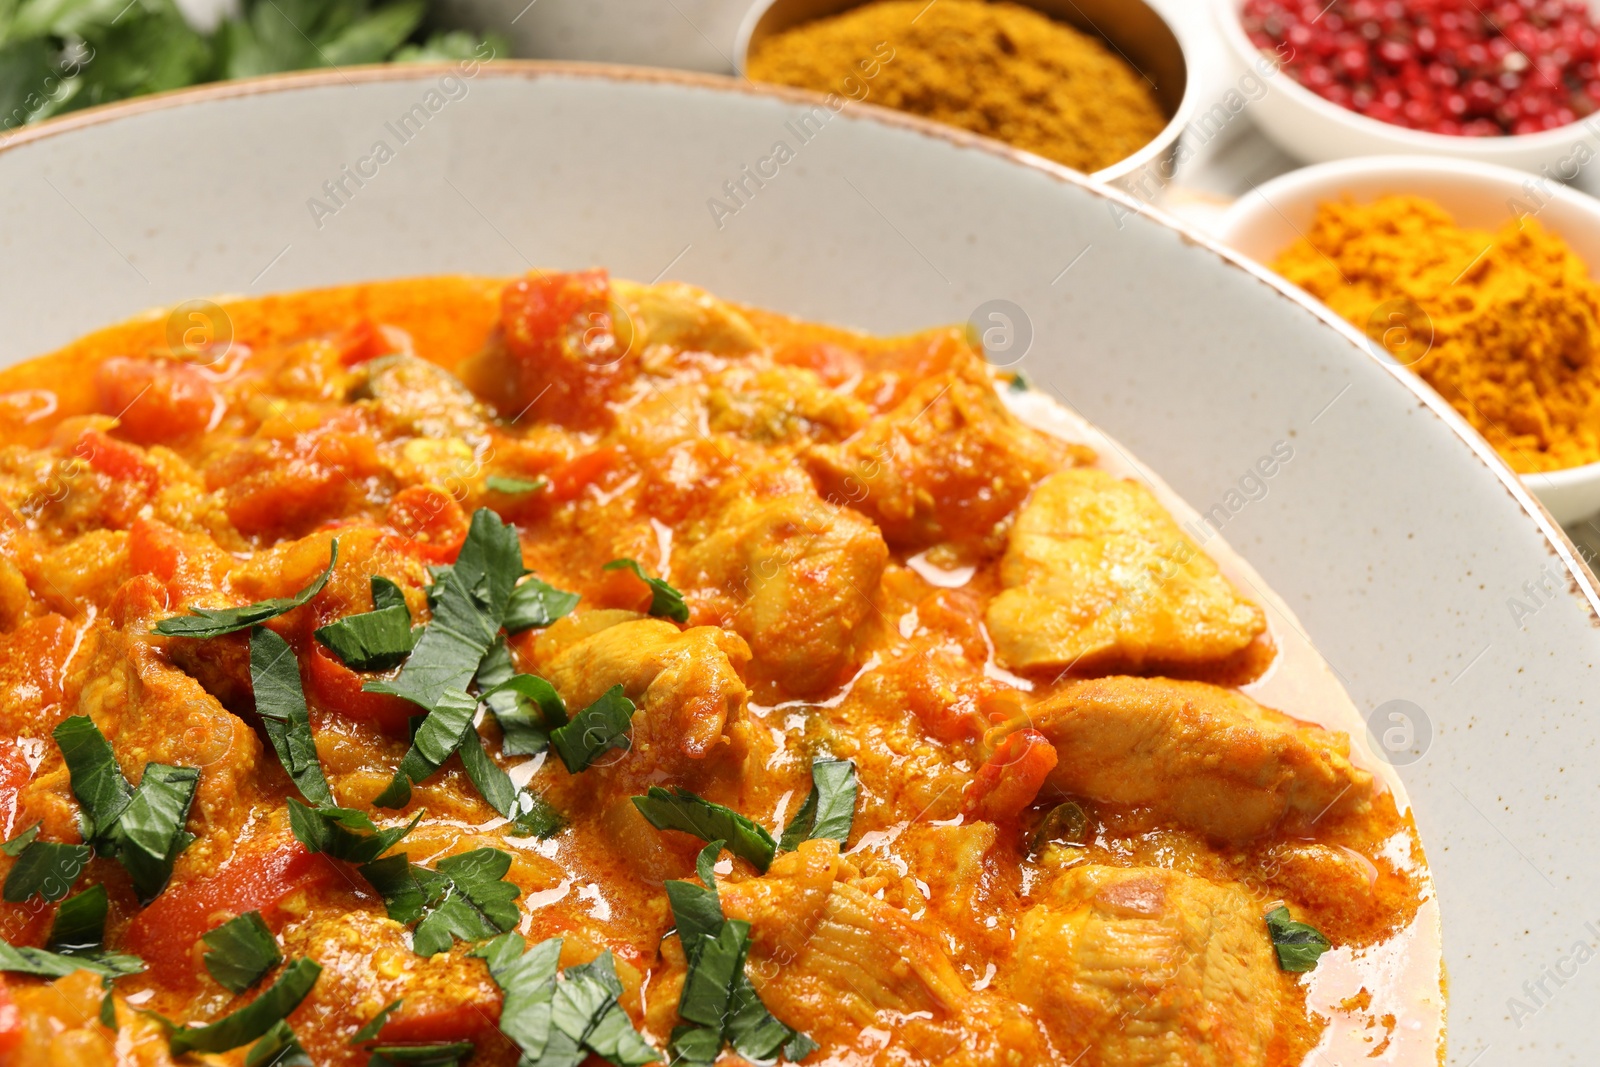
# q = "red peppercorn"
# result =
<box><xmin>1240</xmin><ymin>0</ymin><xmax>1600</xmax><ymax>134</ymax></box>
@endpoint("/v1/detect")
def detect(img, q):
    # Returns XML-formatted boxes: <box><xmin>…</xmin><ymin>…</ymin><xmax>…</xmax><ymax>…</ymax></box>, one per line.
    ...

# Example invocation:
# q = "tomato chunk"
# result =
<box><xmin>305</xmin><ymin>640</ymin><xmax>415</xmax><ymax>736</ymax></box>
<box><xmin>964</xmin><ymin>730</ymin><xmax>1058</xmax><ymax>822</ymax></box>
<box><xmin>547</xmin><ymin>446</ymin><xmax>621</xmax><ymax>502</ymax></box>
<box><xmin>95</xmin><ymin>354</ymin><xmax>219</xmax><ymax>445</ymax></box>
<box><xmin>499</xmin><ymin>269</ymin><xmax>632</xmax><ymax>428</ymax></box>
<box><xmin>386</xmin><ymin>486</ymin><xmax>469</xmax><ymax>564</ymax></box>
<box><xmin>124</xmin><ymin>841</ymin><xmax>341</xmax><ymax>986</ymax></box>
<box><xmin>334</xmin><ymin>320</ymin><xmax>393</xmax><ymax>367</ymax></box>
<box><xmin>72</xmin><ymin>429</ymin><xmax>160</xmax><ymax>496</ymax></box>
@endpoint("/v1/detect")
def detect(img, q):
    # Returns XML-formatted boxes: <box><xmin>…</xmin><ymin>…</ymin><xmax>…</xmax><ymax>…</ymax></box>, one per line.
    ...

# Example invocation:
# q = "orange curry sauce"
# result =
<box><xmin>0</xmin><ymin>273</ymin><xmax>1430</xmax><ymax>1066</ymax></box>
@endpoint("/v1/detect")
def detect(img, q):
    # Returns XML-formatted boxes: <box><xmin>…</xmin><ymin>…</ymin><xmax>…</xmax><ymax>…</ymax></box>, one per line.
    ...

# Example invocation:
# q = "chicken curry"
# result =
<box><xmin>0</xmin><ymin>271</ymin><xmax>1440</xmax><ymax>1065</ymax></box>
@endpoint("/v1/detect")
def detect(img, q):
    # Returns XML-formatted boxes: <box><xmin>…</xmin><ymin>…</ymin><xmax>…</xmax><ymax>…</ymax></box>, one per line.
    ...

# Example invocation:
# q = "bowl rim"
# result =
<box><xmin>0</xmin><ymin>58</ymin><xmax>1594</xmax><ymax>615</ymax></box>
<box><xmin>1210</xmin><ymin>0</ymin><xmax>1600</xmax><ymax>155</ymax></box>
<box><xmin>730</xmin><ymin>0</ymin><xmax>1199</xmax><ymax>185</ymax></box>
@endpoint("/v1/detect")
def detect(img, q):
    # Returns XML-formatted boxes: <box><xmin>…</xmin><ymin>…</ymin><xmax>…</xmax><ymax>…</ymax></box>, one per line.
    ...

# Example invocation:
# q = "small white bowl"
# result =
<box><xmin>1215</xmin><ymin>155</ymin><xmax>1600</xmax><ymax>524</ymax></box>
<box><xmin>1211</xmin><ymin>0</ymin><xmax>1600</xmax><ymax>174</ymax></box>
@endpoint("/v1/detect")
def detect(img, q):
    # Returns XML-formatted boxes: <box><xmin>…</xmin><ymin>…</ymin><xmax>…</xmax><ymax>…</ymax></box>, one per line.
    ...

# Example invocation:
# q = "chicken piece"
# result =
<box><xmin>353</xmin><ymin>353</ymin><xmax>489</xmax><ymax>440</ymax></box>
<box><xmin>613</xmin><ymin>278</ymin><xmax>763</xmax><ymax>357</ymax></box>
<box><xmin>997</xmin><ymin>676</ymin><xmax>1371</xmax><ymax>841</ymax></box>
<box><xmin>986</xmin><ymin>469</ymin><xmax>1266</xmax><ymax>674</ymax></box>
<box><xmin>1003</xmin><ymin>864</ymin><xmax>1292</xmax><ymax>1067</ymax></box>
<box><xmin>7</xmin><ymin>969</ymin><xmax>177</xmax><ymax>1067</ymax></box>
<box><xmin>719</xmin><ymin>839</ymin><xmax>1051</xmax><ymax>1067</ymax></box>
<box><xmin>807</xmin><ymin>373</ymin><xmax>1083</xmax><ymax>552</ymax></box>
<box><xmin>705</xmin><ymin>364</ymin><xmax>868</xmax><ymax>446</ymax></box>
<box><xmin>674</xmin><ymin>472</ymin><xmax>888</xmax><ymax>697</ymax></box>
<box><xmin>538</xmin><ymin>610</ymin><xmax>753</xmax><ymax>763</ymax></box>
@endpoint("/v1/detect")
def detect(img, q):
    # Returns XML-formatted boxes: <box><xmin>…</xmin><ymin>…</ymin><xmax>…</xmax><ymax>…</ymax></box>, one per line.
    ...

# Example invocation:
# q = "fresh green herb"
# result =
<box><xmin>662</xmin><ymin>846</ymin><xmax>811</xmax><ymax>1063</ymax></box>
<box><xmin>549</xmin><ymin>685</ymin><xmax>635</xmax><ymax>773</ymax></box>
<box><xmin>777</xmin><ymin>758</ymin><xmax>857</xmax><ymax>852</ymax></box>
<box><xmin>1264</xmin><ymin>905</ymin><xmax>1332</xmax><ymax>973</ymax></box>
<box><xmin>244</xmin><ymin>1019</ymin><xmax>312</xmax><ymax>1067</ymax></box>
<box><xmin>2</xmin><ymin>839</ymin><xmax>90</xmax><ymax>903</ymax></box>
<box><xmin>1008</xmin><ymin>371</ymin><xmax>1032</xmax><ymax>392</ymax></box>
<box><xmin>53</xmin><ymin>714</ymin><xmax>135</xmax><ymax>840</ymax></box>
<box><xmin>551</xmin><ymin>951</ymin><xmax>659</xmax><ymax>1066</ymax></box>
<box><xmin>469</xmin><ymin>934</ymin><xmax>561</xmax><ymax>1060</ymax></box>
<box><xmin>103</xmin><ymin>762</ymin><xmax>199</xmax><ymax>903</ymax></box>
<box><xmin>202</xmin><ymin>912</ymin><xmax>281</xmax><ymax>994</ymax></box>
<box><xmin>359</xmin><ymin>848</ymin><xmax>520</xmax><ymax>957</ymax></box>
<box><xmin>503</xmin><ymin>577</ymin><xmax>581</xmax><ymax>633</ymax></box>
<box><xmin>634</xmin><ymin>788</ymin><xmax>776</xmax><ymax>872</ymax></box>
<box><xmin>288</xmin><ymin>799</ymin><xmax>422</xmax><ymax>864</ymax></box>
<box><xmin>350</xmin><ymin>999</ymin><xmax>403</xmax><ymax>1045</ymax></box>
<box><xmin>0</xmin><ymin>938</ymin><xmax>144</xmax><ymax>979</ymax></box>
<box><xmin>100</xmin><ymin>986</ymin><xmax>117</xmax><ymax>1028</ymax></box>
<box><xmin>373</xmin><ymin>688</ymin><xmax>477</xmax><ymax>810</ymax></box>
<box><xmin>50</xmin><ymin>715</ymin><xmax>199</xmax><ymax>902</ymax></box>
<box><xmin>602</xmin><ymin>559</ymin><xmax>688</xmax><ymax>623</ymax></box>
<box><xmin>367</xmin><ymin>1042</ymin><xmax>475</xmax><ymax>1066</ymax></box>
<box><xmin>50</xmin><ymin>884</ymin><xmax>110</xmax><ymax>952</ymax></box>
<box><xmin>250</xmin><ymin>626</ymin><xmax>334</xmax><ymax>807</ymax></box>
<box><xmin>486</xmin><ymin>475</ymin><xmax>547</xmax><ymax>495</ymax></box>
<box><xmin>314</xmin><ymin>577</ymin><xmax>416</xmax><ymax>671</ymax></box>
<box><xmin>477</xmin><ymin>640</ymin><xmax>566</xmax><ymax>755</ymax></box>
<box><xmin>507</xmin><ymin>790</ymin><xmax>565</xmax><ymax>840</ymax></box>
<box><xmin>154</xmin><ymin>542</ymin><xmax>337</xmax><ymax>638</ymax></box>
<box><xmin>1</xmin><ymin>823</ymin><xmax>39</xmax><ymax>856</ymax></box>
<box><xmin>366</xmin><ymin>509</ymin><xmax>522</xmax><ymax>712</ymax></box>
<box><xmin>167</xmin><ymin>957</ymin><xmax>322</xmax><ymax>1054</ymax></box>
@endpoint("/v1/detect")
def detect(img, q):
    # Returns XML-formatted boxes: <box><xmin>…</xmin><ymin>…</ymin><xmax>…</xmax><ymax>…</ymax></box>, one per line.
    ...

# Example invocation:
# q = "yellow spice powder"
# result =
<box><xmin>1274</xmin><ymin>195</ymin><xmax>1600</xmax><ymax>474</ymax></box>
<box><xmin>746</xmin><ymin>0</ymin><xmax>1168</xmax><ymax>174</ymax></box>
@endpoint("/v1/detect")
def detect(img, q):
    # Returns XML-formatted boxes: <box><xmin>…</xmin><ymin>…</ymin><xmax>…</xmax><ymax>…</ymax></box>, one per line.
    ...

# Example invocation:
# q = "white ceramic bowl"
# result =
<box><xmin>1215</xmin><ymin>155</ymin><xmax>1600</xmax><ymax>525</ymax></box>
<box><xmin>5</xmin><ymin>65</ymin><xmax>1600</xmax><ymax>1063</ymax></box>
<box><xmin>1211</xmin><ymin>0</ymin><xmax>1600</xmax><ymax>173</ymax></box>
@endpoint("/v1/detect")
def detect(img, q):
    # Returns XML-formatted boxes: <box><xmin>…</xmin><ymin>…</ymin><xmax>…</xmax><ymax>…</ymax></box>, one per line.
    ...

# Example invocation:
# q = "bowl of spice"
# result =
<box><xmin>736</xmin><ymin>0</ymin><xmax>1193</xmax><ymax>191</ymax></box>
<box><xmin>1217</xmin><ymin>155</ymin><xmax>1600</xmax><ymax>523</ymax></box>
<box><xmin>1214</xmin><ymin>0</ymin><xmax>1600</xmax><ymax>172</ymax></box>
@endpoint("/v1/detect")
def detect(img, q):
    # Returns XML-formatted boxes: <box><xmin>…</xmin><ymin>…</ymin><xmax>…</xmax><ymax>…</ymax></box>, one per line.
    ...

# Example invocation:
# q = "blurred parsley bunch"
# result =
<box><xmin>0</xmin><ymin>0</ymin><xmax>506</xmax><ymax>133</ymax></box>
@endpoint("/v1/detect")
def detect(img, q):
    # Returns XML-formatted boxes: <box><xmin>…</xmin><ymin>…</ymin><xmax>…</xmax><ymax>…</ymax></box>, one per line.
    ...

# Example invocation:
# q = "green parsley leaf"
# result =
<box><xmin>350</xmin><ymin>999</ymin><xmax>403</xmax><ymax>1045</ymax></box>
<box><xmin>477</xmin><ymin>640</ymin><xmax>566</xmax><ymax>755</ymax></box>
<box><xmin>50</xmin><ymin>884</ymin><xmax>110</xmax><ymax>952</ymax></box>
<box><xmin>549</xmin><ymin>685</ymin><xmax>635</xmax><ymax>773</ymax></box>
<box><xmin>551</xmin><ymin>951</ymin><xmax>658</xmax><ymax>1066</ymax></box>
<box><xmin>1</xmin><ymin>823</ymin><xmax>39</xmax><ymax>856</ymax></box>
<box><xmin>1008</xmin><ymin>370</ymin><xmax>1032</xmax><ymax>392</ymax></box>
<box><xmin>633</xmin><ymin>787</ymin><xmax>776</xmax><ymax>872</ymax></box>
<box><xmin>777</xmin><ymin>758</ymin><xmax>857</xmax><ymax>852</ymax></box>
<box><xmin>2</xmin><ymin>840</ymin><xmax>90</xmax><ymax>903</ymax></box>
<box><xmin>250</xmin><ymin>626</ymin><xmax>334</xmax><ymax>807</ymax></box>
<box><xmin>53</xmin><ymin>715</ymin><xmax>134</xmax><ymax>840</ymax></box>
<box><xmin>314</xmin><ymin>577</ymin><xmax>416</xmax><ymax>671</ymax></box>
<box><xmin>678</xmin><ymin>918</ymin><xmax>751</xmax><ymax>1031</ymax></box>
<box><xmin>508</xmin><ymin>790</ymin><xmax>565</xmax><ymax>840</ymax></box>
<box><xmin>202</xmin><ymin>911</ymin><xmax>281</xmax><ymax>994</ymax></box>
<box><xmin>365</xmin><ymin>509</ymin><xmax>521</xmax><ymax>712</ymax></box>
<box><xmin>602</xmin><ymin>559</ymin><xmax>688</xmax><ymax>623</ymax></box>
<box><xmin>245</xmin><ymin>1019</ymin><xmax>312</xmax><ymax>1067</ymax></box>
<box><xmin>469</xmin><ymin>934</ymin><xmax>560</xmax><ymax>1059</ymax></box>
<box><xmin>154</xmin><ymin>542</ymin><xmax>337</xmax><ymax>638</ymax></box>
<box><xmin>486</xmin><ymin>475</ymin><xmax>547</xmax><ymax>495</ymax></box>
<box><xmin>0</xmin><ymin>938</ymin><xmax>145</xmax><ymax>980</ymax></box>
<box><xmin>287</xmin><ymin>799</ymin><xmax>422</xmax><ymax>864</ymax></box>
<box><xmin>104</xmin><ymin>762</ymin><xmax>199</xmax><ymax>904</ymax></box>
<box><xmin>504</xmin><ymin>577</ymin><xmax>581</xmax><ymax>633</ymax></box>
<box><xmin>368</xmin><ymin>1043</ymin><xmax>475</xmax><ymax>1066</ymax></box>
<box><xmin>168</xmin><ymin>957</ymin><xmax>322</xmax><ymax>1054</ymax></box>
<box><xmin>669</xmin><ymin>1024</ymin><xmax>722</xmax><ymax>1066</ymax></box>
<box><xmin>1264</xmin><ymin>905</ymin><xmax>1332</xmax><ymax>973</ymax></box>
<box><xmin>359</xmin><ymin>849</ymin><xmax>520</xmax><ymax>957</ymax></box>
<box><xmin>373</xmin><ymin>688</ymin><xmax>477</xmax><ymax>810</ymax></box>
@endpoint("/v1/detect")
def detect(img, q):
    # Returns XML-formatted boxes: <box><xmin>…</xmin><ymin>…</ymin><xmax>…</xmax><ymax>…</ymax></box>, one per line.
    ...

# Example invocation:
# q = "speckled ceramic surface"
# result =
<box><xmin>0</xmin><ymin>64</ymin><xmax>1596</xmax><ymax>1066</ymax></box>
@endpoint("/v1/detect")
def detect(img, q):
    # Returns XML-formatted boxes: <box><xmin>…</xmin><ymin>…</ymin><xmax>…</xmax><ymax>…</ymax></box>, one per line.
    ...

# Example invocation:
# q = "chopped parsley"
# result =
<box><xmin>777</xmin><ymin>758</ymin><xmax>857</xmax><ymax>852</ymax></box>
<box><xmin>486</xmin><ymin>475</ymin><xmax>547</xmax><ymax>495</ymax></box>
<box><xmin>602</xmin><ymin>559</ymin><xmax>688</xmax><ymax>623</ymax></box>
<box><xmin>52</xmin><ymin>715</ymin><xmax>199</xmax><ymax>903</ymax></box>
<box><xmin>549</xmin><ymin>685</ymin><xmax>636</xmax><ymax>773</ymax></box>
<box><xmin>359</xmin><ymin>848</ymin><xmax>520</xmax><ymax>957</ymax></box>
<box><xmin>0</xmin><ymin>823</ymin><xmax>38</xmax><ymax>856</ymax></box>
<box><xmin>250</xmin><ymin>627</ymin><xmax>334</xmax><ymax>808</ymax></box>
<box><xmin>504</xmin><ymin>576</ymin><xmax>581</xmax><ymax>633</ymax></box>
<box><xmin>314</xmin><ymin>576</ymin><xmax>418</xmax><ymax>671</ymax></box>
<box><xmin>633</xmin><ymin>788</ymin><xmax>777</xmax><ymax>872</ymax></box>
<box><xmin>368</xmin><ymin>1043</ymin><xmax>474</xmax><ymax>1066</ymax></box>
<box><xmin>350</xmin><ymin>1000</ymin><xmax>404</xmax><ymax>1045</ymax></box>
<box><xmin>153</xmin><ymin>542</ymin><xmax>338</xmax><ymax>638</ymax></box>
<box><xmin>50</xmin><ymin>883</ymin><xmax>111</xmax><ymax>952</ymax></box>
<box><xmin>1264</xmin><ymin>905</ymin><xmax>1332</xmax><ymax>973</ymax></box>
<box><xmin>0</xmin><ymin>883</ymin><xmax>145</xmax><ymax>980</ymax></box>
<box><xmin>287</xmin><ymin>799</ymin><xmax>422</xmax><ymax>864</ymax></box>
<box><xmin>477</xmin><ymin>641</ymin><xmax>567</xmax><ymax>755</ymax></box>
<box><xmin>244</xmin><ymin>1019</ymin><xmax>312</xmax><ymax>1067</ymax></box>
<box><xmin>202</xmin><ymin>911</ymin><xmax>281</xmax><ymax>994</ymax></box>
<box><xmin>166</xmin><ymin>957</ymin><xmax>322</xmax><ymax>1054</ymax></box>
<box><xmin>2</xmin><ymin>838</ymin><xmax>90</xmax><ymax>904</ymax></box>
<box><xmin>373</xmin><ymin>689</ymin><xmax>477</xmax><ymax>809</ymax></box>
<box><xmin>664</xmin><ymin>842</ymin><xmax>812</xmax><ymax>1064</ymax></box>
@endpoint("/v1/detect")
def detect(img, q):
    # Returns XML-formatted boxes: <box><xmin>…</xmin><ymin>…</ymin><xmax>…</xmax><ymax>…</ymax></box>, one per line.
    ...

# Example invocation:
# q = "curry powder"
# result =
<box><xmin>746</xmin><ymin>0</ymin><xmax>1168</xmax><ymax>174</ymax></box>
<box><xmin>1275</xmin><ymin>195</ymin><xmax>1600</xmax><ymax>474</ymax></box>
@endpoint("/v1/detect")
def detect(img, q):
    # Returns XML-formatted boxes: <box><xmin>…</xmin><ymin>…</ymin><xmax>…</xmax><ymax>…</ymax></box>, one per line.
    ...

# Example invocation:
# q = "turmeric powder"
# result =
<box><xmin>1274</xmin><ymin>195</ymin><xmax>1600</xmax><ymax>474</ymax></box>
<box><xmin>746</xmin><ymin>0</ymin><xmax>1168</xmax><ymax>174</ymax></box>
